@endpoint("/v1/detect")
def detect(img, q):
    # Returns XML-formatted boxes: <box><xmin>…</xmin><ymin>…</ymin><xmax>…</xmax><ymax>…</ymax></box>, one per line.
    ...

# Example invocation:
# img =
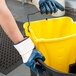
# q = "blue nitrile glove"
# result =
<box><xmin>14</xmin><ymin>37</ymin><xmax>45</xmax><ymax>73</ymax></box>
<box><xmin>32</xmin><ymin>0</ymin><xmax>65</xmax><ymax>14</ymax></box>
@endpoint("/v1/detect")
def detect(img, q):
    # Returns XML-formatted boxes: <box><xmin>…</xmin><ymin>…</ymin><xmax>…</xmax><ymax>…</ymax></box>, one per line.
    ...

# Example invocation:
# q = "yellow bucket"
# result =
<box><xmin>23</xmin><ymin>17</ymin><xmax>76</xmax><ymax>73</ymax></box>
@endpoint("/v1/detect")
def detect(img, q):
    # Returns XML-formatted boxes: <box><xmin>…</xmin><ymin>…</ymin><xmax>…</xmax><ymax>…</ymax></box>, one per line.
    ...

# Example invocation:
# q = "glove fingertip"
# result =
<box><xmin>61</xmin><ymin>7</ymin><xmax>65</xmax><ymax>11</ymax></box>
<box><xmin>41</xmin><ymin>56</ymin><xmax>45</xmax><ymax>62</ymax></box>
<box><xmin>40</xmin><ymin>12</ymin><xmax>46</xmax><ymax>15</ymax></box>
<box><xmin>58</xmin><ymin>5</ymin><xmax>65</xmax><ymax>11</ymax></box>
<box><xmin>55</xmin><ymin>1</ymin><xmax>65</xmax><ymax>11</ymax></box>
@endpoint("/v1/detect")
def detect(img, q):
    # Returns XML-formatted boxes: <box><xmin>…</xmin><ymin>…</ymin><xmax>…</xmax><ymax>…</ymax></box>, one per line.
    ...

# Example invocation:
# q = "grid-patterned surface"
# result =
<box><xmin>0</xmin><ymin>21</ymin><xmax>24</xmax><ymax>75</ymax></box>
<box><xmin>0</xmin><ymin>0</ymin><xmax>76</xmax><ymax>75</ymax></box>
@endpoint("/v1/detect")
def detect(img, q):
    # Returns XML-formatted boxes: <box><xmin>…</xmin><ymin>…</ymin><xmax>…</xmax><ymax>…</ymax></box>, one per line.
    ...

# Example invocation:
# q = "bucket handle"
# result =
<box><xmin>36</xmin><ymin>59</ymin><xmax>46</xmax><ymax>76</ymax></box>
<box><xmin>27</xmin><ymin>11</ymin><xmax>48</xmax><ymax>32</ymax></box>
<box><xmin>36</xmin><ymin>59</ymin><xmax>49</xmax><ymax>76</ymax></box>
<box><xmin>36</xmin><ymin>59</ymin><xmax>46</xmax><ymax>67</ymax></box>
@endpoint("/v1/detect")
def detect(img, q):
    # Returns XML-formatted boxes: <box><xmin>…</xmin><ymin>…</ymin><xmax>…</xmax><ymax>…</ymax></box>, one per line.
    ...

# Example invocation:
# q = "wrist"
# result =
<box><xmin>14</xmin><ymin>37</ymin><xmax>25</xmax><ymax>44</ymax></box>
<box><xmin>14</xmin><ymin>37</ymin><xmax>35</xmax><ymax>56</ymax></box>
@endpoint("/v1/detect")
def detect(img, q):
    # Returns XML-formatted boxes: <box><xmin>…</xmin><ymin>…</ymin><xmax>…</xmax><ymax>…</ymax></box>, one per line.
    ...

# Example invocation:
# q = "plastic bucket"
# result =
<box><xmin>23</xmin><ymin>17</ymin><xmax>76</xmax><ymax>73</ymax></box>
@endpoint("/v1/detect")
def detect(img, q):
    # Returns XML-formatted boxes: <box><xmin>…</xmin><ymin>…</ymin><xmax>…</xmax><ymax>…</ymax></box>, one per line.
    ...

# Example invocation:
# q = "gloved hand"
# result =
<box><xmin>32</xmin><ymin>0</ymin><xmax>65</xmax><ymax>14</ymax></box>
<box><xmin>14</xmin><ymin>37</ymin><xmax>45</xmax><ymax>73</ymax></box>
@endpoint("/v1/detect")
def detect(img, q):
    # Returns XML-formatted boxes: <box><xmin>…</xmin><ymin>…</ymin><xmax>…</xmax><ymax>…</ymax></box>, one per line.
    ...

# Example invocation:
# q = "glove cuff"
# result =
<box><xmin>14</xmin><ymin>37</ymin><xmax>35</xmax><ymax>55</ymax></box>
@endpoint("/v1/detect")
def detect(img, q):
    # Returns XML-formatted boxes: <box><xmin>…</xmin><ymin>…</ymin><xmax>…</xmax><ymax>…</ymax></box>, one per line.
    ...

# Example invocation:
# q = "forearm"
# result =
<box><xmin>0</xmin><ymin>0</ymin><xmax>24</xmax><ymax>43</ymax></box>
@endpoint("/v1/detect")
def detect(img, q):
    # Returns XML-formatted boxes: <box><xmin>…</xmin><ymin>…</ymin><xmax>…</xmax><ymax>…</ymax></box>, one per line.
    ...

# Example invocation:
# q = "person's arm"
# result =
<box><xmin>0</xmin><ymin>0</ymin><xmax>24</xmax><ymax>44</ymax></box>
<box><xmin>0</xmin><ymin>0</ymin><xmax>45</xmax><ymax>73</ymax></box>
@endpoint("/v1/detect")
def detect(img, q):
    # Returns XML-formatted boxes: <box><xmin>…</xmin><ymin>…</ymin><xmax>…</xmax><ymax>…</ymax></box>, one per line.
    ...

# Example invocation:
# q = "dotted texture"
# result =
<box><xmin>0</xmin><ymin>21</ymin><xmax>24</xmax><ymax>75</ymax></box>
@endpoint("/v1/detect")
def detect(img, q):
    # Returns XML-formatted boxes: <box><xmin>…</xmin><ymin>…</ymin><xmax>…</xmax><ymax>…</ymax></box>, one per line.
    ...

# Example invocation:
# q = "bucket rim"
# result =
<box><xmin>30</xmin><ymin>30</ymin><xmax>76</xmax><ymax>43</ymax></box>
<box><xmin>23</xmin><ymin>16</ymin><xmax>74</xmax><ymax>25</ymax></box>
<box><xmin>23</xmin><ymin>16</ymin><xmax>76</xmax><ymax>42</ymax></box>
<box><xmin>38</xmin><ymin>59</ymin><xmax>76</xmax><ymax>76</ymax></box>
